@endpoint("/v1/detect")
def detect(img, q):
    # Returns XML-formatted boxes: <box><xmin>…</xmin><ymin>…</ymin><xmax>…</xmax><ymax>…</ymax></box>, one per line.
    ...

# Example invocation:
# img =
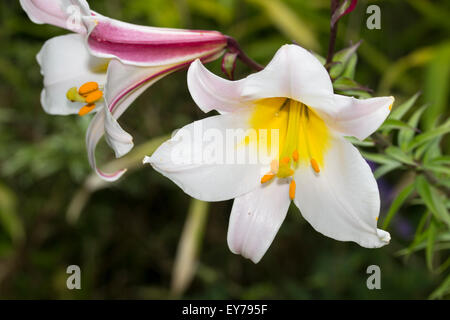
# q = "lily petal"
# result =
<box><xmin>187</xmin><ymin>45</ymin><xmax>335</xmax><ymax>114</ymax></box>
<box><xmin>241</xmin><ymin>44</ymin><xmax>335</xmax><ymax>112</ymax></box>
<box><xmin>293</xmin><ymin>133</ymin><xmax>390</xmax><ymax>248</ymax></box>
<box><xmin>187</xmin><ymin>59</ymin><xmax>249</xmax><ymax>113</ymax></box>
<box><xmin>321</xmin><ymin>94</ymin><xmax>395</xmax><ymax>140</ymax></box>
<box><xmin>20</xmin><ymin>0</ymin><xmax>90</xmax><ymax>33</ymax></box>
<box><xmin>84</xmin><ymin>15</ymin><xmax>227</xmax><ymax>67</ymax></box>
<box><xmin>37</xmin><ymin>33</ymin><xmax>108</xmax><ymax>115</ymax></box>
<box><xmin>228</xmin><ymin>180</ymin><xmax>291</xmax><ymax>263</ymax></box>
<box><xmin>145</xmin><ymin>111</ymin><xmax>268</xmax><ymax>201</ymax></box>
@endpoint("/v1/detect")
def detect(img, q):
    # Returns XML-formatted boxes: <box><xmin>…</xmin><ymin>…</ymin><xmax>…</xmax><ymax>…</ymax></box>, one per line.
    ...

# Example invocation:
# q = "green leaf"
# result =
<box><xmin>415</xmin><ymin>175</ymin><xmax>450</xmax><ymax>227</ymax></box>
<box><xmin>361</xmin><ymin>152</ymin><xmax>401</xmax><ymax>166</ymax></box>
<box><xmin>385</xmin><ymin>146</ymin><xmax>416</xmax><ymax>165</ymax></box>
<box><xmin>0</xmin><ymin>182</ymin><xmax>25</xmax><ymax>244</ymax></box>
<box><xmin>374</xmin><ymin>162</ymin><xmax>402</xmax><ymax>179</ymax></box>
<box><xmin>329</xmin><ymin>41</ymin><xmax>361</xmax><ymax>79</ymax></box>
<box><xmin>398</xmin><ymin>105</ymin><xmax>427</xmax><ymax>150</ymax></box>
<box><xmin>380</xmin><ymin>118</ymin><xmax>417</xmax><ymax>133</ymax></box>
<box><xmin>345</xmin><ymin>136</ymin><xmax>375</xmax><ymax>147</ymax></box>
<box><xmin>429</xmin><ymin>273</ymin><xmax>450</xmax><ymax>299</ymax></box>
<box><xmin>390</xmin><ymin>92</ymin><xmax>421</xmax><ymax>120</ymax></box>
<box><xmin>382</xmin><ymin>183</ymin><xmax>415</xmax><ymax>229</ymax></box>
<box><xmin>407</xmin><ymin>118</ymin><xmax>450</xmax><ymax>151</ymax></box>
<box><xmin>422</xmin><ymin>44</ymin><xmax>450</xmax><ymax>130</ymax></box>
<box><xmin>247</xmin><ymin>0</ymin><xmax>319</xmax><ymax>50</ymax></box>
<box><xmin>426</xmin><ymin>221</ymin><xmax>436</xmax><ymax>271</ymax></box>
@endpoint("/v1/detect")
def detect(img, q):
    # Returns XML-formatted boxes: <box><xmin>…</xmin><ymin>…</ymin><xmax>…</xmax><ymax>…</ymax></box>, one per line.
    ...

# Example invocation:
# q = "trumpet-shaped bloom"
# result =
<box><xmin>21</xmin><ymin>0</ymin><xmax>227</xmax><ymax>180</ymax></box>
<box><xmin>146</xmin><ymin>44</ymin><xmax>394</xmax><ymax>263</ymax></box>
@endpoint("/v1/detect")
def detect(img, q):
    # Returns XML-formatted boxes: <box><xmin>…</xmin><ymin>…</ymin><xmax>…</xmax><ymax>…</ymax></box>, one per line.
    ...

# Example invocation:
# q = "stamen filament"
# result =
<box><xmin>289</xmin><ymin>179</ymin><xmax>296</xmax><ymax>200</ymax></box>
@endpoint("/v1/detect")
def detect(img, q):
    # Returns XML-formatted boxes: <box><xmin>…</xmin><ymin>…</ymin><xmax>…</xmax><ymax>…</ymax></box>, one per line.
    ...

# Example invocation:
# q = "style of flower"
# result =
<box><xmin>21</xmin><ymin>0</ymin><xmax>227</xmax><ymax>180</ymax></box>
<box><xmin>145</xmin><ymin>44</ymin><xmax>394</xmax><ymax>263</ymax></box>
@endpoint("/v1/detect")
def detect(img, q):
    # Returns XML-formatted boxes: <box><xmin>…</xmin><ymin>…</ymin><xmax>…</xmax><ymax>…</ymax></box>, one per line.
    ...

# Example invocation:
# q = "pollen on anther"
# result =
<box><xmin>289</xmin><ymin>179</ymin><xmax>296</xmax><ymax>200</ymax></box>
<box><xmin>85</xmin><ymin>90</ymin><xmax>103</xmax><ymax>104</ymax></box>
<box><xmin>79</xmin><ymin>82</ymin><xmax>99</xmax><ymax>96</ymax></box>
<box><xmin>310</xmin><ymin>158</ymin><xmax>320</xmax><ymax>173</ymax></box>
<box><xmin>388</xmin><ymin>104</ymin><xmax>392</xmax><ymax>111</ymax></box>
<box><xmin>261</xmin><ymin>173</ymin><xmax>275</xmax><ymax>184</ymax></box>
<box><xmin>78</xmin><ymin>104</ymin><xmax>95</xmax><ymax>116</ymax></box>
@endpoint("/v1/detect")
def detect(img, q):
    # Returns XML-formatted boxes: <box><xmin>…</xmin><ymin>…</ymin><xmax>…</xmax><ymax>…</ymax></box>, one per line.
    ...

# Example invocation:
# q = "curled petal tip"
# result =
<box><xmin>377</xmin><ymin>229</ymin><xmax>391</xmax><ymax>245</ymax></box>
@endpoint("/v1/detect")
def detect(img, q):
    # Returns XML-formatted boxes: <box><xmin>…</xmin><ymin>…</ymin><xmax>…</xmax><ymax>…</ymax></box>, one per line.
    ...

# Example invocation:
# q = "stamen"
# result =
<box><xmin>261</xmin><ymin>173</ymin><xmax>275</xmax><ymax>184</ymax></box>
<box><xmin>289</xmin><ymin>179</ymin><xmax>296</xmax><ymax>200</ymax></box>
<box><xmin>388</xmin><ymin>104</ymin><xmax>392</xmax><ymax>111</ymax></box>
<box><xmin>277</xmin><ymin>166</ymin><xmax>294</xmax><ymax>178</ymax></box>
<box><xmin>292</xmin><ymin>150</ymin><xmax>299</xmax><ymax>162</ymax></box>
<box><xmin>78</xmin><ymin>104</ymin><xmax>95</xmax><ymax>116</ymax></box>
<box><xmin>310</xmin><ymin>158</ymin><xmax>320</xmax><ymax>173</ymax></box>
<box><xmin>79</xmin><ymin>82</ymin><xmax>99</xmax><ymax>96</ymax></box>
<box><xmin>66</xmin><ymin>87</ymin><xmax>86</xmax><ymax>103</ymax></box>
<box><xmin>270</xmin><ymin>160</ymin><xmax>279</xmax><ymax>174</ymax></box>
<box><xmin>281</xmin><ymin>156</ymin><xmax>291</xmax><ymax>165</ymax></box>
<box><xmin>85</xmin><ymin>90</ymin><xmax>103</xmax><ymax>104</ymax></box>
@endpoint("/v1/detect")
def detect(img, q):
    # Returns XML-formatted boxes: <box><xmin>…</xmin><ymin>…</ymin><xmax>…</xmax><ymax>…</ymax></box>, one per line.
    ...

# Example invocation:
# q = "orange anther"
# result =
<box><xmin>85</xmin><ymin>90</ymin><xmax>103</xmax><ymax>104</ymax></box>
<box><xmin>388</xmin><ymin>104</ymin><xmax>392</xmax><ymax>111</ymax></box>
<box><xmin>289</xmin><ymin>179</ymin><xmax>296</xmax><ymax>200</ymax></box>
<box><xmin>292</xmin><ymin>150</ymin><xmax>299</xmax><ymax>162</ymax></box>
<box><xmin>261</xmin><ymin>173</ymin><xmax>275</xmax><ymax>184</ymax></box>
<box><xmin>310</xmin><ymin>158</ymin><xmax>320</xmax><ymax>173</ymax></box>
<box><xmin>78</xmin><ymin>82</ymin><xmax>99</xmax><ymax>96</ymax></box>
<box><xmin>78</xmin><ymin>104</ymin><xmax>95</xmax><ymax>116</ymax></box>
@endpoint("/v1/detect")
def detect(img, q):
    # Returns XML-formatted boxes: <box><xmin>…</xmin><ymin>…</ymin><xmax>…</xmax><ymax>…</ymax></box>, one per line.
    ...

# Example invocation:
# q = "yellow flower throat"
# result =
<box><xmin>248</xmin><ymin>97</ymin><xmax>330</xmax><ymax>200</ymax></box>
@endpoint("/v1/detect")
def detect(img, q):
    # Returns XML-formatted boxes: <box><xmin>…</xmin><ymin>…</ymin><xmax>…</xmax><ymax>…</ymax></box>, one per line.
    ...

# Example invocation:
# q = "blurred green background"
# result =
<box><xmin>0</xmin><ymin>0</ymin><xmax>449</xmax><ymax>299</ymax></box>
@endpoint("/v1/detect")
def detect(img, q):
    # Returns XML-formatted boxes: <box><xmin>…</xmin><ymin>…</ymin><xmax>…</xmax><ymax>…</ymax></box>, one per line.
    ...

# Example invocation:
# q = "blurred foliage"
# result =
<box><xmin>0</xmin><ymin>0</ymin><xmax>449</xmax><ymax>299</ymax></box>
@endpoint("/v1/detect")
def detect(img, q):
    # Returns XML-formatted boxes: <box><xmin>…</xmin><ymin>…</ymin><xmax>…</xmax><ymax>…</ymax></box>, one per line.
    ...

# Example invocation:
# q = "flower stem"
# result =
<box><xmin>326</xmin><ymin>0</ymin><xmax>341</xmax><ymax>72</ymax></box>
<box><xmin>226</xmin><ymin>36</ymin><xmax>264</xmax><ymax>72</ymax></box>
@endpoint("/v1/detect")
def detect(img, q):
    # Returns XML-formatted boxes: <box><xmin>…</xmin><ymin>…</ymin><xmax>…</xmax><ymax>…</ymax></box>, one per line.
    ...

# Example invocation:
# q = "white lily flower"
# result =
<box><xmin>21</xmin><ymin>0</ymin><xmax>227</xmax><ymax>181</ymax></box>
<box><xmin>146</xmin><ymin>44</ymin><xmax>394</xmax><ymax>263</ymax></box>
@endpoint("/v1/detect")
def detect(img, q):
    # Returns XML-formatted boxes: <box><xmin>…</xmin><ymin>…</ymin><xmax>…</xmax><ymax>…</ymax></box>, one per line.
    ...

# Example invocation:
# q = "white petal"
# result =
<box><xmin>145</xmin><ymin>111</ymin><xmax>269</xmax><ymax>201</ymax></box>
<box><xmin>293</xmin><ymin>134</ymin><xmax>390</xmax><ymax>248</ymax></box>
<box><xmin>227</xmin><ymin>180</ymin><xmax>291</xmax><ymax>263</ymax></box>
<box><xmin>320</xmin><ymin>95</ymin><xmax>395</xmax><ymax>140</ymax></box>
<box><xmin>20</xmin><ymin>0</ymin><xmax>90</xmax><ymax>33</ymax></box>
<box><xmin>187</xmin><ymin>59</ymin><xmax>249</xmax><ymax>113</ymax></box>
<box><xmin>37</xmin><ymin>34</ymin><xmax>108</xmax><ymax>115</ymax></box>
<box><xmin>104</xmin><ymin>107</ymin><xmax>133</xmax><ymax>158</ymax></box>
<box><xmin>85</xmin><ymin>110</ymin><xmax>127</xmax><ymax>182</ymax></box>
<box><xmin>241</xmin><ymin>44</ymin><xmax>335</xmax><ymax>112</ymax></box>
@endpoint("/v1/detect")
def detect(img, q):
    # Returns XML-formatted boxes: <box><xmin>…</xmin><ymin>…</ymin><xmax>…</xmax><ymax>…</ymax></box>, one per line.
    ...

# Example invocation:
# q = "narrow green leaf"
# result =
<box><xmin>426</xmin><ymin>221</ymin><xmax>436</xmax><ymax>271</ymax></box>
<box><xmin>415</xmin><ymin>175</ymin><xmax>450</xmax><ymax>227</ymax></box>
<box><xmin>399</xmin><ymin>105</ymin><xmax>427</xmax><ymax>150</ymax></box>
<box><xmin>429</xmin><ymin>274</ymin><xmax>450</xmax><ymax>299</ymax></box>
<box><xmin>362</xmin><ymin>152</ymin><xmax>401</xmax><ymax>166</ymax></box>
<box><xmin>385</xmin><ymin>146</ymin><xmax>416</xmax><ymax>165</ymax></box>
<box><xmin>374</xmin><ymin>162</ymin><xmax>402</xmax><ymax>179</ymax></box>
<box><xmin>390</xmin><ymin>92</ymin><xmax>421</xmax><ymax>120</ymax></box>
<box><xmin>380</xmin><ymin>118</ymin><xmax>417</xmax><ymax>132</ymax></box>
<box><xmin>407</xmin><ymin>119</ymin><xmax>450</xmax><ymax>151</ymax></box>
<box><xmin>382</xmin><ymin>183</ymin><xmax>415</xmax><ymax>229</ymax></box>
